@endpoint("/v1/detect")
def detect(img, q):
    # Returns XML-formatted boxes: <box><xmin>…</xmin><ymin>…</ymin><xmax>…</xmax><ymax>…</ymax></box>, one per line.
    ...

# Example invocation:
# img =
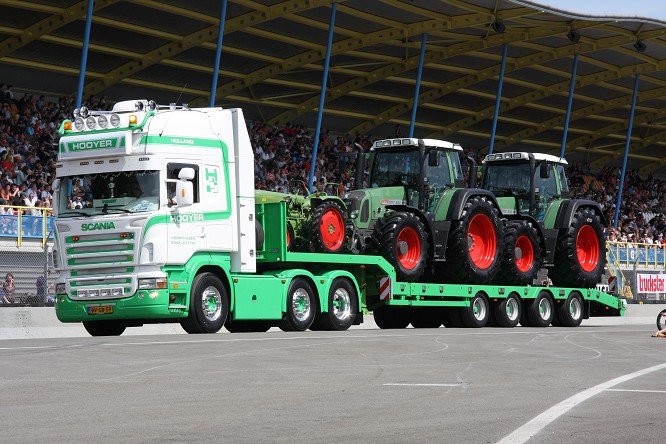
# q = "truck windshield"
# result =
<box><xmin>370</xmin><ymin>149</ymin><xmax>420</xmax><ymax>187</ymax></box>
<box><xmin>56</xmin><ymin>170</ymin><xmax>161</xmax><ymax>216</ymax></box>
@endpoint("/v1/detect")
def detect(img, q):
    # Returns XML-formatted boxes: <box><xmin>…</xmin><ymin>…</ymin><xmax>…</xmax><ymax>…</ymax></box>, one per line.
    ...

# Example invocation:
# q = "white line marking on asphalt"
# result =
<box><xmin>383</xmin><ymin>383</ymin><xmax>461</xmax><ymax>387</ymax></box>
<box><xmin>497</xmin><ymin>362</ymin><xmax>666</xmax><ymax>444</ymax></box>
<box><xmin>605</xmin><ymin>388</ymin><xmax>666</xmax><ymax>394</ymax></box>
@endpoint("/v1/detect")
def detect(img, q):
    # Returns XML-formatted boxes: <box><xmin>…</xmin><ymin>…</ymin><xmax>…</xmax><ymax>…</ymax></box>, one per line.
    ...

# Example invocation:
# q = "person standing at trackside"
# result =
<box><xmin>1</xmin><ymin>272</ymin><xmax>15</xmax><ymax>303</ymax></box>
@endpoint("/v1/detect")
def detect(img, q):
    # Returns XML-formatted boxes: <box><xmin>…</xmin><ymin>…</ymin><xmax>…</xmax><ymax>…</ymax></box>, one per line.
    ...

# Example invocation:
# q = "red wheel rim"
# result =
<box><xmin>320</xmin><ymin>207</ymin><xmax>345</xmax><ymax>251</ymax></box>
<box><xmin>576</xmin><ymin>225</ymin><xmax>599</xmax><ymax>272</ymax></box>
<box><xmin>467</xmin><ymin>214</ymin><xmax>496</xmax><ymax>269</ymax></box>
<box><xmin>397</xmin><ymin>226</ymin><xmax>421</xmax><ymax>270</ymax></box>
<box><xmin>514</xmin><ymin>234</ymin><xmax>534</xmax><ymax>273</ymax></box>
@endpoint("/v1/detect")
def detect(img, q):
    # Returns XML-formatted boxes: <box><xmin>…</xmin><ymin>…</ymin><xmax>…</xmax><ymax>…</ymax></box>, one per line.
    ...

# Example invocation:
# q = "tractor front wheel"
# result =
<box><xmin>372</xmin><ymin>212</ymin><xmax>429</xmax><ymax>282</ymax></box>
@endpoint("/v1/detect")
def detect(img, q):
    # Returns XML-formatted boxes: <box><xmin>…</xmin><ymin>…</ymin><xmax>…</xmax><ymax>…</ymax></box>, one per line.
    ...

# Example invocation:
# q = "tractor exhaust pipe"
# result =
<box><xmin>466</xmin><ymin>155</ymin><xmax>478</xmax><ymax>188</ymax></box>
<box><xmin>353</xmin><ymin>142</ymin><xmax>365</xmax><ymax>190</ymax></box>
<box><xmin>418</xmin><ymin>139</ymin><xmax>426</xmax><ymax>211</ymax></box>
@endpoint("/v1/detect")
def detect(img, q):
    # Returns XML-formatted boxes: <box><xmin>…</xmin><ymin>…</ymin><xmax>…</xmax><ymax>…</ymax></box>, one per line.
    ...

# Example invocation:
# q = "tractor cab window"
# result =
<box><xmin>371</xmin><ymin>150</ymin><xmax>419</xmax><ymax>188</ymax></box>
<box><xmin>482</xmin><ymin>162</ymin><xmax>530</xmax><ymax>196</ymax></box>
<box><xmin>424</xmin><ymin>150</ymin><xmax>453</xmax><ymax>188</ymax></box>
<box><xmin>555</xmin><ymin>164</ymin><xmax>569</xmax><ymax>196</ymax></box>
<box><xmin>534</xmin><ymin>162</ymin><xmax>558</xmax><ymax>203</ymax></box>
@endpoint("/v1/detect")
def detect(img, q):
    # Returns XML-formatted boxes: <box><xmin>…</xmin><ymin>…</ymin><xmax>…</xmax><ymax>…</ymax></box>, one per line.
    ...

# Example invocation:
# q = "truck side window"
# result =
<box><xmin>167</xmin><ymin>163</ymin><xmax>199</xmax><ymax>205</ymax></box>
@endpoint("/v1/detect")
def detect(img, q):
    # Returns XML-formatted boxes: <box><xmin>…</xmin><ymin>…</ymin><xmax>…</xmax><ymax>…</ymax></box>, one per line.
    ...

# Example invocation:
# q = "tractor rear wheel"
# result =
<box><xmin>496</xmin><ymin>220</ymin><xmax>543</xmax><ymax>285</ymax></box>
<box><xmin>550</xmin><ymin>207</ymin><xmax>605</xmax><ymax>288</ymax></box>
<box><xmin>373</xmin><ymin>211</ymin><xmax>429</xmax><ymax>282</ymax></box>
<box><xmin>310</xmin><ymin>201</ymin><xmax>346</xmax><ymax>253</ymax></box>
<box><xmin>441</xmin><ymin>196</ymin><xmax>503</xmax><ymax>284</ymax></box>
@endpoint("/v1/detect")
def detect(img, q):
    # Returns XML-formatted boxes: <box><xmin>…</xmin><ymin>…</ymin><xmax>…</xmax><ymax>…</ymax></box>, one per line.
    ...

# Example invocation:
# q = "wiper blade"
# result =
<box><xmin>103</xmin><ymin>207</ymin><xmax>133</xmax><ymax>214</ymax></box>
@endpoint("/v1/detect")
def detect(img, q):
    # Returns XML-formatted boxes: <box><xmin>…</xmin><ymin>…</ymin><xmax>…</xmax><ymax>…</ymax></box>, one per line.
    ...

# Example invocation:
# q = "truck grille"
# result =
<box><xmin>65</xmin><ymin>232</ymin><xmax>136</xmax><ymax>268</ymax></box>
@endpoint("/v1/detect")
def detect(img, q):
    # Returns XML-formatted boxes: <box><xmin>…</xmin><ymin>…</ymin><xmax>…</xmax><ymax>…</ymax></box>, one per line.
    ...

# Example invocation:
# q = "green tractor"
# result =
<box><xmin>344</xmin><ymin>138</ymin><xmax>504</xmax><ymax>284</ymax></box>
<box><xmin>479</xmin><ymin>152</ymin><xmax>606</xmax><ymax>288</ymax></box>
<box><xmin>255</xmin><ymin>187</ymin><xmax>347</xmax><ymax>254</ymax></box>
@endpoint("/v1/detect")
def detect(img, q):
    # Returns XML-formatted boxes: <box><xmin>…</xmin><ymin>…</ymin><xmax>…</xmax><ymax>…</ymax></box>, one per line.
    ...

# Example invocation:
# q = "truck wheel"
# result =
<box><xmin>180</xmin><ymin>273</ymin><xmax>228</xmax><ymax>334</ymax></box>
<box><xmin>373</xmin><ymin>211</ymin><xmax>429</xmax><ymax>282</ymax></box>
<box><xmin>443</xmin><ymin>196</ymin><xmax>502</xmax><ymax>284</ymax></box>
<box><xmin>493</xmin><ymin>293</ymin><xmax>521</xmax><ymax>328</ymax></box>
<box><xmin>555</xmin><ymin>292</ymin><xmax>584</xmax><ymax>327</ymax></box>
<box><xmin>316</xmin><ymin>278</ymin><xmax>357</xmax><ymax>331</ymax></box>
<box><xmin>83</xmin><ymin>321</ymin><xmax>126</xmax><ymax>336</ymax></box>
<box><xmin>550</xmin><ymin>207</ymin><xmax>605</xmax><ymax>288</ymax></box>
<box><xmin>411</xmin><ymin>309</ymin><xmax>443</xmax><ymax>328</ymax></box>
<box><xmin>225</xmin><ymin>320</ymin><xmax>272</xmax><ymax>333</ymax></box>
<box><xmin>526</xmin><ymin>291</ymin><xmax>554</xmax><ymax>327</ymax></box>
<box><xmin>278</xmin><ymin>278</ymin><xmax>317</xmax><ymax>331</ymax></box>
<box><xmin>657</xmin><ymin>309</ymin><xmax>666</xmax><ymax>331</ymax></box>
<box><xmin>460</xmin><ymin>293</ymin><xmax>490</xmax><ymax>328</ymax></box>
<box><xmin>496</xmin><ymin>220</ymin><xmax>542</xmax><ymax>285</ymax></box>
<box><xmin>373</xmin><ymin>306</ymin><xmax>410</xmax><ymax>329</ymax></box>
<box><xmin>310</xmin><ymin>201</ymin><xmax>346</xmax><ymax>253</ymax></box>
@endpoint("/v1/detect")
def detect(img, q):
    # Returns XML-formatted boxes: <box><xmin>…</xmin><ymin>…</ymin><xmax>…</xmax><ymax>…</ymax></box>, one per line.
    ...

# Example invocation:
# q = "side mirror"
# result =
<box><xmin>540</xmin><ymin>163</ymin><xmax>550</xmax><ymax>179</ymax></box>
<box><xmin>175</xmin><ymin>181</ymin><xmax>194</xmax><ymax>207</ymax></box>
<box><xmin>179</xmin><ymin>167</ymin><xmax>195</xmax><ymax>181</ymax></box>
<box><xmin>428</xmin><ymin>150</ymin><xmax>439</xmax><ymax>167</ymax></box>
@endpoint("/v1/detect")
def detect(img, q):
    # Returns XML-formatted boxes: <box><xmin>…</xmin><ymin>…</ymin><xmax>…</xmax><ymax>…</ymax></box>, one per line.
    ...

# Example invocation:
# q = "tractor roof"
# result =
<box><xmin>482</xmin><ymin>152</ymin><xmax>568</xmax><ymax>165</ymax></box>
<box><xmin>372</xmin><ymin>138</ymin><xmax>462</xmax><ymax>152</ymax></box>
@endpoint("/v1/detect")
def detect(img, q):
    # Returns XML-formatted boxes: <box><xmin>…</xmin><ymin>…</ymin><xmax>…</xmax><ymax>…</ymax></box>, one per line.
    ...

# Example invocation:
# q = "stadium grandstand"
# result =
<box><xmin>2</xmin><ymin>0</ymin><xmax>666</xmax><ymax>304</ymax></box>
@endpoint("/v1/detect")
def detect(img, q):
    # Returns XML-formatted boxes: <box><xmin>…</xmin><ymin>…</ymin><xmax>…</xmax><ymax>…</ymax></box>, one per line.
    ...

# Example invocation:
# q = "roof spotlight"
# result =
<box><xmin>567</xmin><ymin>31</ymin><xmax>580</xmax><ymax>43</ymax></box>
<box><xmin>491</xmin><ymin>21</ymin><xmax>506</xmax><ymax>33</ymax></box>
<box><xmin>634</xmin><ymin>40</ymin><xmax>647</xmax><ymax>53</ymax></box>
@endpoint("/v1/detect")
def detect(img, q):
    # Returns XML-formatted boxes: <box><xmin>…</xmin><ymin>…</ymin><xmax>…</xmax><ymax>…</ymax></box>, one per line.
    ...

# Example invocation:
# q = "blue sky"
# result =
<box><xmin>532</xmin><ymin>0</ymin><xmax>666</xmax><ymax>21</ymax></box>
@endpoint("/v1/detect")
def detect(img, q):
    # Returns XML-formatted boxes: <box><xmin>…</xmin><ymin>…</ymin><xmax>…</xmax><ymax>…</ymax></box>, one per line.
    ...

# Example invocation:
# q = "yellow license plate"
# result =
<box><xmin>89</xmin><ymin>305</ymin><xmax>113</xmax><ymax>315</ymax></box>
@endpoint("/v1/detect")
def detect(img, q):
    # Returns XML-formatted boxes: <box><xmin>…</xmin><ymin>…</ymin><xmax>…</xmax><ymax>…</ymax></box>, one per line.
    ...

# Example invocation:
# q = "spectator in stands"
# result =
<box><xmin>1</xmin><ymin>272</ymin><xmax>15</xmax><ymax>303</ymax></box>
<box><xmin>36</xmin><ymin>274</ymin><xmax>47</xmax><ymax>303</ymax></box>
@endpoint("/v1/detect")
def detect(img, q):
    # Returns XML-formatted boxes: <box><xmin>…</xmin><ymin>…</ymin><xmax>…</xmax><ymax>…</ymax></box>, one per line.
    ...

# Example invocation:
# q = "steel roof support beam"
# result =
<box><xmin>614</xmin><ymin>74</ymin><xmax>640</xmax><ymax>229</ymax></box>
<box><xmin>209</xmin><ymin>0</ymin><xmax>228</xmax><ymax>107</ymax></box>
<box><xmin>560</xmin><ymin>53</ymin><xmax>579</xmax><ymax>158</ymax></box>
<box><xmin>308</xmin><ymin>3</ymin><xmax>337</xmax><ymax>193</ymax></box>
<box><xmin>76</xmin><ymin>0</ymin><xmax>94</xmax><ymax>109</ymax></box>
<box><xmin>488</xmin><ymin>44</ymin><xmax>508</xmax><ymax>155</ymax></box>
<box><xmin>409</xmin><ymin>32</ymin><xmax>428</xmax><ymax>138</ymax></box>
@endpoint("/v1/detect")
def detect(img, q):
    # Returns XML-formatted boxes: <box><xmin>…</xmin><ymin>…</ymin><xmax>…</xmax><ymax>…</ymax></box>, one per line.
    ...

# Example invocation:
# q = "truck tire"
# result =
<box><xmin>373</xmin><ymin>211</ymin><xmax>429</xmax><ymax>282</ymax></box>
<box><xmin>496</xmin><ymin>220</ymin><xmax>542</xmax><ymax>285</ymax></box>
<box><xmin>493</xmin><ymin>293</ymin><xmax>521</xmax><ymax>328</ymax></box>
<box><xmin>83</xmin><ymin>321</ymin><xmax>126</xmax><ymax>336</ymax></box>
<box><xmin>315</xmin><ymin>278</ymin><xmax>357</xmax><ymax>331</ymax></box>
<box><xmin>180</xmin><ymin>273</ymin><xmax>228</xmax><ymax>334</ymax></box>
<box><xmin>657</xmin><ymin>309</ymin><xmax>666</xmax><ymax>331</ymax></box>
<box><xmin>550</xmin><ymin>207</ymin><xmax>605</xmax><ymax>288</ymax></box>
<box><xmin>442</xmin><ymin>196</ymin><xmax>502</xmax><ymax>284</ymax></box>
<box><xmin>225</xmin><ymin>320</ymin><xmax>272</xmax><ymax>333</ymax></box>
<box><xmin>460</xmin><ymin>293</ymin><xmax>490</xmax><ymax>328</ymax></box>
<box><xmin>525</xmin><ymin>291</ymin><xmax>554</xmax><ymax>327</ymax></box>
<box><xmin>278</xmin><ymin>278</ymin><xmax>317</xmax><ymax>331</ymax></box>
<box><xmin>555</xmin><ymin>292</ymin><xmax>584</xmax><ymax>327</ymax></box>
<box><xmin>373</xmin><ymin>306</ymin><xmax>410</xmax><ymax>329</ymax></box>
<box><xmin>310</xmin><ymin>201</ymin><xmax>346</xmax><ymax>253</ymax></box>
<box><xmin>411</xmin><ymin>309</ymin><xmax>443</xmax><ymax>328</ymax></box>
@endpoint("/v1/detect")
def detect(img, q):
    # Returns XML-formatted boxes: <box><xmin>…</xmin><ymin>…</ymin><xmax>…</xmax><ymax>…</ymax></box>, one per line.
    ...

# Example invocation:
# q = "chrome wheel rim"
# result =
<box><xmin>473</xmin><ymin>297</ymin><xmax>487</xmax><ymax>321</ymax></box>
<box><xmin>201</xmin><ymin>286</ymin><xmax>222</xmax><ymax>322</ymax></box>
<box><xmin>538</xmin><ymin>297</ymin><xmax>552</xmax><ymax>321</ymax></box>
<box><xmin>506</xmin><ymin>298</ymin><xmax>520</xmax><ymax>322</ymax></box>
<box><xmin>332</xmin><ymin>287</ymin><xmax>352</xmax><ymax>321</ymax></box>
<box><xmin>291</xmin><ymin>287</ymin><xmax>312</xmax><ymax>322</ymax></box>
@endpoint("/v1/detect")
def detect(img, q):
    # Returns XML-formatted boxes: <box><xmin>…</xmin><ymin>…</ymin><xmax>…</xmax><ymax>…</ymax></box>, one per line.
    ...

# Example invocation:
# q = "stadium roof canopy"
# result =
<box><xmin>3</xmin><ymin>0</ymin><xmax>666</xmax><ymax>174</ymax></box>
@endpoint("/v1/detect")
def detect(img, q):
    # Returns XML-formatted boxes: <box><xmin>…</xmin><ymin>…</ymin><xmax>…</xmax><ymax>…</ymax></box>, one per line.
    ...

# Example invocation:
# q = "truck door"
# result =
<box><xmin>166</xmin><ymin>163</ymin><xmax>207</xmax><ymax>262</ymax></box>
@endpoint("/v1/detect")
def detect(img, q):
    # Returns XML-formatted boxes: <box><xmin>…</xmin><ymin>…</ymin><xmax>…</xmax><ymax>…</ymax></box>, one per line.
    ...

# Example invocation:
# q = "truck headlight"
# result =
<box><xmin>138</xmin><ymin>277</ymin><xmax>167</xmax><ymax>289</ymax></box>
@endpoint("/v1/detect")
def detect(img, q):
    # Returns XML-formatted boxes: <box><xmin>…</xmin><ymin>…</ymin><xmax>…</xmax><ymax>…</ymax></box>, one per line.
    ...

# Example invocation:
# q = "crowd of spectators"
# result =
<box><xmin>2</xmin><ymin>82</ymin><xmax>666</xmax><ymax>245</ymax></box>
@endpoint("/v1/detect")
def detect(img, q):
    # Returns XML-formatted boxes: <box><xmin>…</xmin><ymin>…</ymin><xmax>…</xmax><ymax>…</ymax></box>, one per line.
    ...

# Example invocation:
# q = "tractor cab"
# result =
<box><xmin>480</xmin><ymin>152</ymin><xmax>569</xmax><ymax>222</ymax></box>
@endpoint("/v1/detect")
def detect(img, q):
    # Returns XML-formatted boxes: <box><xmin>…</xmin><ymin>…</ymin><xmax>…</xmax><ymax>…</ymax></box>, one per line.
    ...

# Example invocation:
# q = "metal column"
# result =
<box><xmin>408</xmin><ymin>32</ymin><xmax>428</xmax><ymax>138</ymax></box>
<box><xmin>613</xmin><ymin>74</ymin><xmax>640</xmax><ymax>228</ymax></box>
<box><xmin>209</xmin><ymin>0</ymin><xmax>228</xmax><ymax>107</ymax></box>
<box><xmin>307</xmin><ymin>3</ymin><xmax>337</xmax><ymax>193</ymax></box>
<box><xmin>76</xmin><ymin>0</ymin><xmax>94</xmax><ymax>108</ymax></box>
<box><xmin>488</xmin><ymin>44</ymin><xmax>508</xmax><ymax>155</ymax></box>
<box><xmin>560</xmin><ymin>53</ymin><xmax>579</xmax><ymax>158</ymax></box>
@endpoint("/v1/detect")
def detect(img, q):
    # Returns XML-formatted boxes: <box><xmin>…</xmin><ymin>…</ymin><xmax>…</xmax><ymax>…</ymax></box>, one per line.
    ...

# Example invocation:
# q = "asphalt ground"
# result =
<box><xmin>1</xmin><ymin>324</ymin><xmax>664</xmax><ymax>444</ymax></box>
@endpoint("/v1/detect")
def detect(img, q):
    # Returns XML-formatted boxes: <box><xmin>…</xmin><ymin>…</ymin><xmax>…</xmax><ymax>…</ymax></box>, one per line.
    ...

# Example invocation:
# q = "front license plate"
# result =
<box><xmin>88</xmin><ymin>305</ymin><xmax>113</xmax><ymax>315</ymax></box>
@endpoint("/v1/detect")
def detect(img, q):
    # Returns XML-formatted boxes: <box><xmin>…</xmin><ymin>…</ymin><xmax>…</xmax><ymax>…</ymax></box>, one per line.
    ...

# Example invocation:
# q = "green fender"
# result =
<box><xmin>268</xmin><ymin>268</ymin><xmax>319</xmax><ymax>314</ymax></box>
<box><xmin>317</xmin><ymin>270</ymin><xmax>362</xmax><ymax>314</ymax></box>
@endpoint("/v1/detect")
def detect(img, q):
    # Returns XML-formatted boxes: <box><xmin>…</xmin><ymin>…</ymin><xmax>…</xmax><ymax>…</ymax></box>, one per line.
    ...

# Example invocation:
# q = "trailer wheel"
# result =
<box><xmin>411</xmin><ymin>309</ymin><xmax>443</xmax><ymax>328</ymax></box>
<box><xmin>181</xmin><ymin>273</ymin><xmax>228</xmax><ymax>334</ymax></box>
<box><xmin>373</xmin><ymin>306</ymin><xmax>410</xmax><ymax>329</ymax></box>
<box><xmin>83</xmin><ymin>321</ymin><xmax>126</xmax><ymax>337</ymax></box>
<box><xmin>225</xmin><ymin>320</ymin><xmax>272</xmax><ymax>333</ymax></box>
<box><xmin>657</xmin><ymin>309</ymin><xmax>666</xmax><ymax>331</ymax></box>
<box><xmin>313</xmin><ymin>278</ymin><xmax>358</xmax><ymax>331</ymax></box>
<box><xmin>255</xmin><ymin>219</ymin><xmax>265</xmax><ymax>251</ymax></box>
<box><xmin>310</xmin><ymin>201</ymin><xmax>346</xmax><ymax>253</ymax></box>
<box><xmin>525</xmin><ymin>291</ymin><xmax>554</xmax><ymax>327</ymax></box>
<box><xmin>556</xmin><ymin>292</ymin><xmax>584</xmax><ymax>327</ymax></box>
<box><xmin>373</xmin><ymin>211</ymin><xmax>429</xmax><ymax>282</ymax></box>
<box><xmin>460</xmin><ymin>293</ymin><xmax>490</xmax><ymax>328</ymax></box>
<box><xmin>442</xmin><ymin>196</ymin><xmax>502</xmax><ymax>284</ymax></box>
<box><xmin>496</xmin><ymin>220</ymin><xmax>542</xmax><ymax>285</ymax></box>
<box><xmin>550</xmin><ymin>207</ymin><xmax>605</xmax><ymax>288</ymax></box>
<box><xmin>493</xmin><ymin>293</ymin><xmax>521</xmax><ymax>328</ymax></box>
<box><xmin>278</xmin><ymin>278</ymin><xmax>317</xmax><ymax>331</ymax></box>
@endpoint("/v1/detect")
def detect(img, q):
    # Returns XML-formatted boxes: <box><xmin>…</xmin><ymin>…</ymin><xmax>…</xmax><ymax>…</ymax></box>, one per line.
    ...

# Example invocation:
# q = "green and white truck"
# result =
<box><xmin>53</xmin><ymin>100</ymin><xmax>623</xmax><ymax>336</ymax></box>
